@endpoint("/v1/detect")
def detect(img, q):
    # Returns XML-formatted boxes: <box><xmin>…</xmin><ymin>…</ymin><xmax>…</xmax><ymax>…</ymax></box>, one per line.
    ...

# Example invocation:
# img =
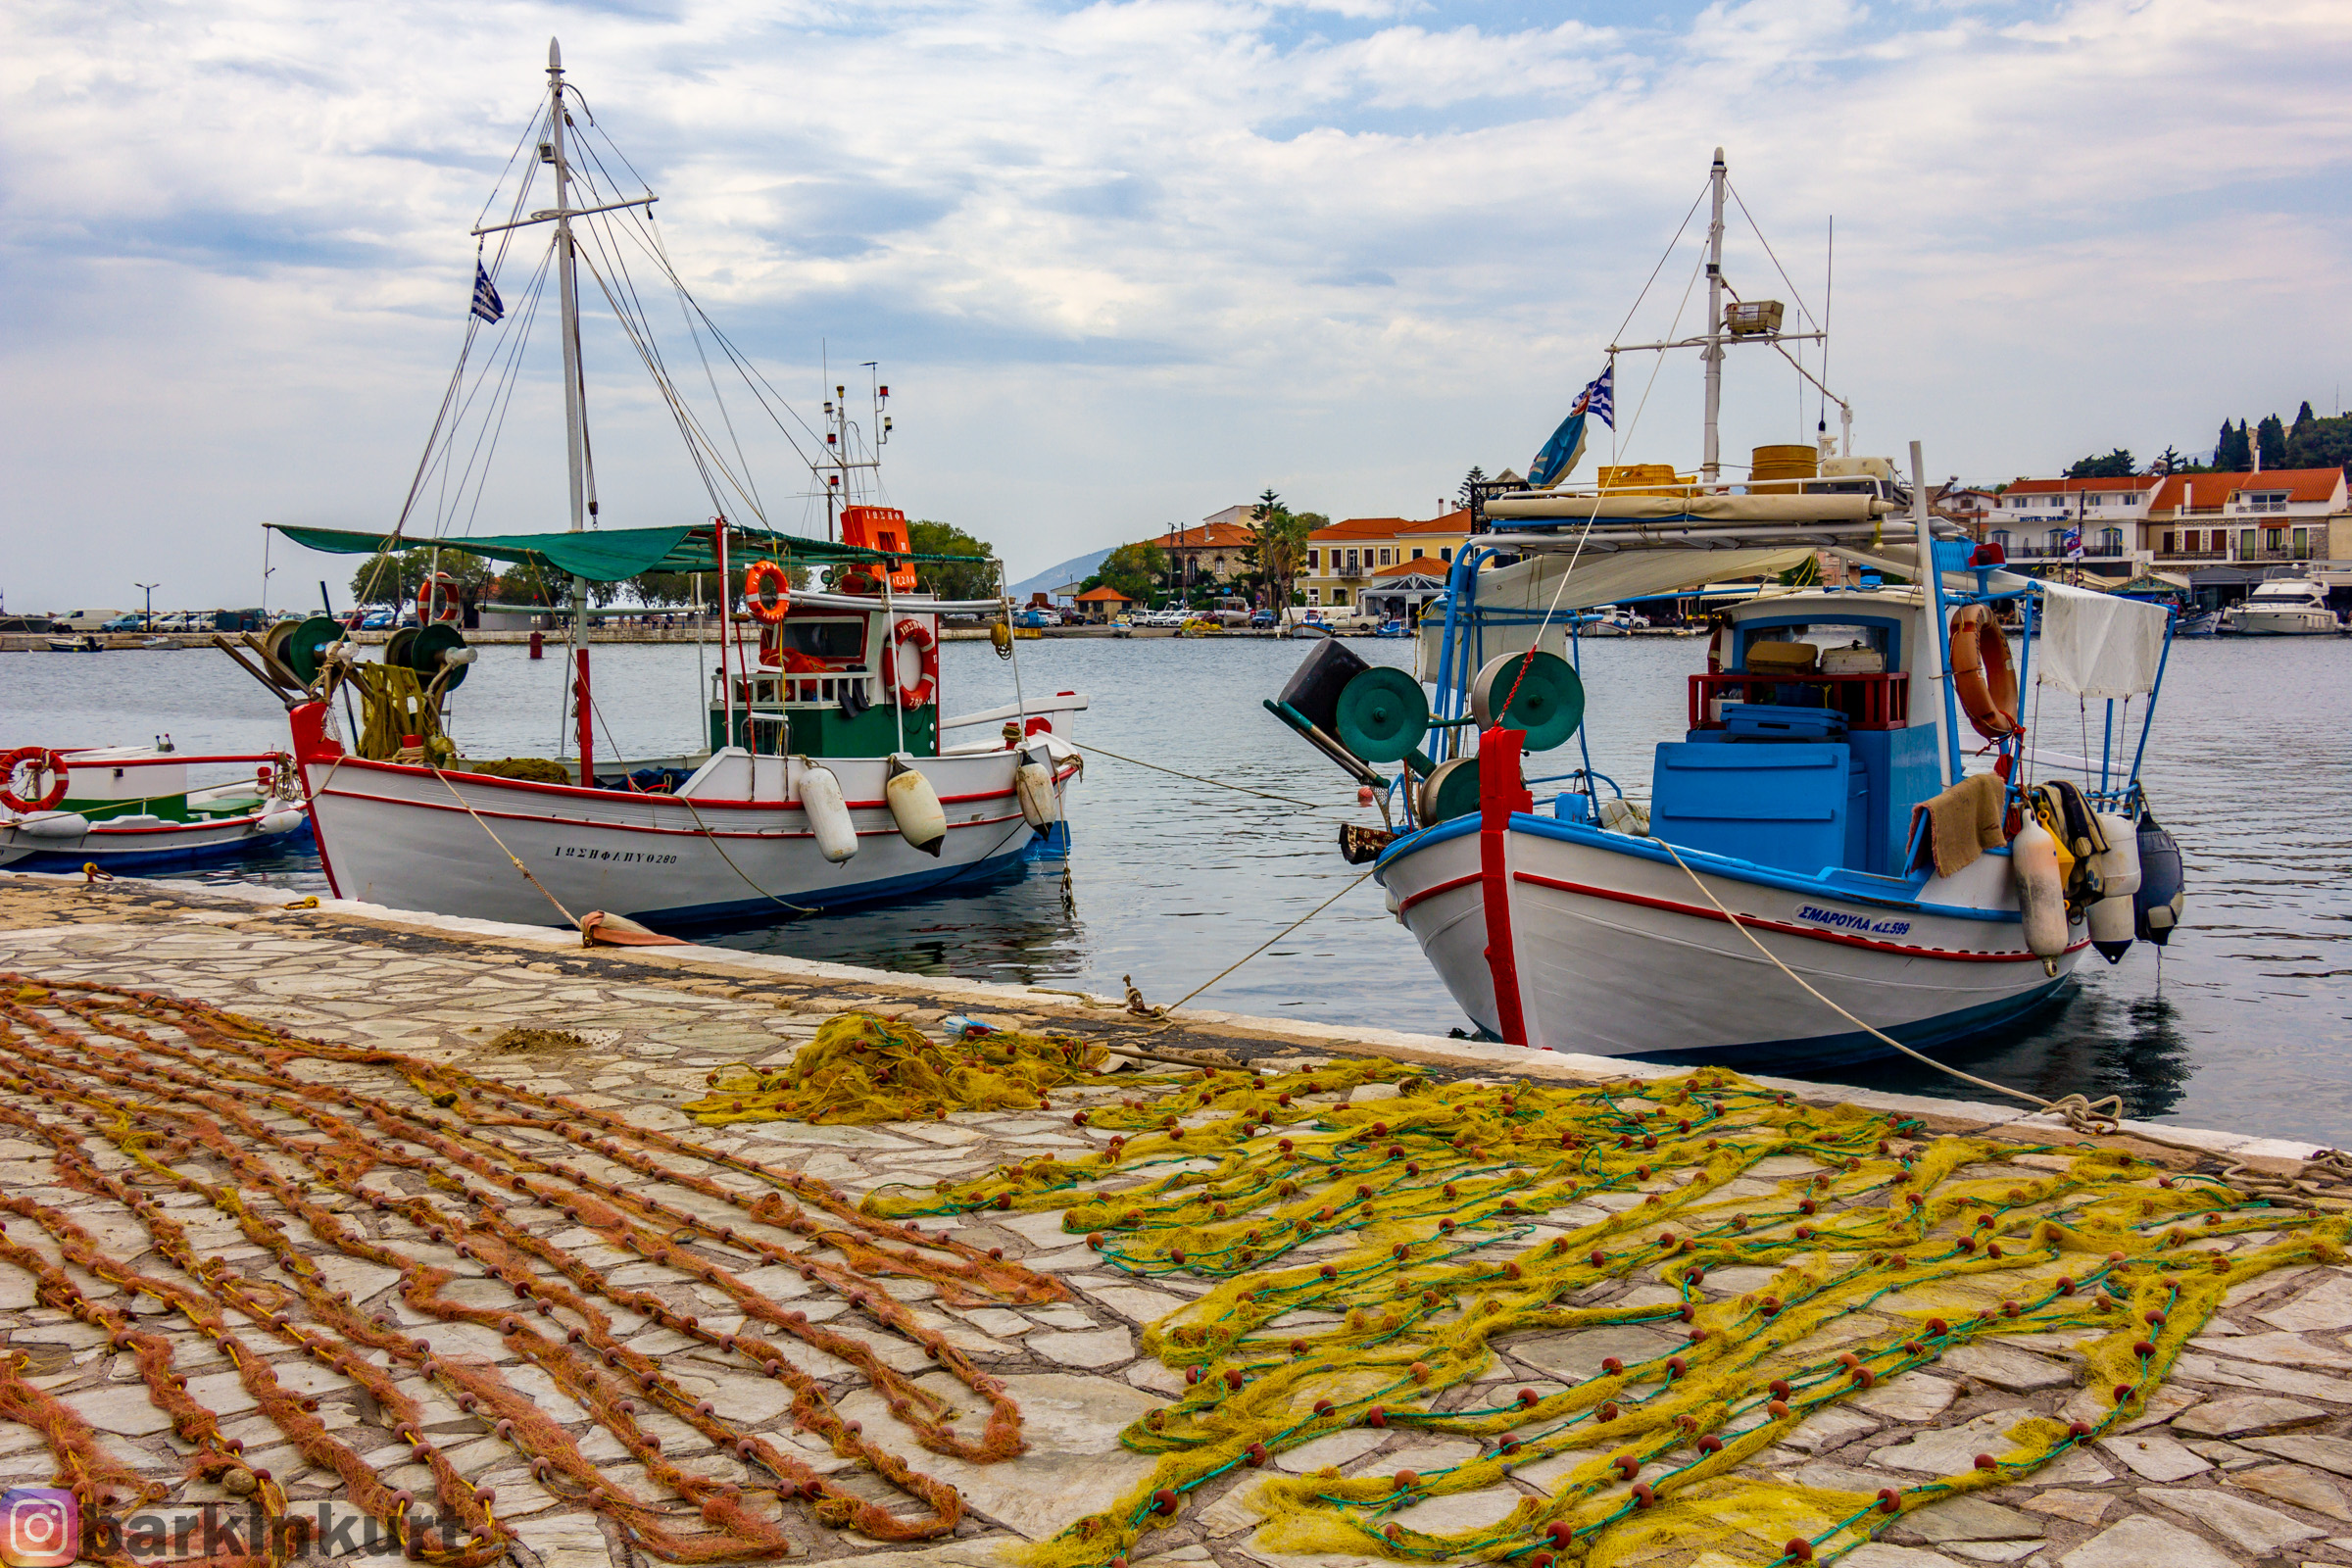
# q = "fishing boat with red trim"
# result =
<box><xmin>215</xmin><ymin>41</ymin><xmax>1082</xmax><ymax>935</ymax></box>
<box><xmin>1265</xmin><ymin>152</ymin><xmax>2186</xmax><ymax>1066</ymax></box>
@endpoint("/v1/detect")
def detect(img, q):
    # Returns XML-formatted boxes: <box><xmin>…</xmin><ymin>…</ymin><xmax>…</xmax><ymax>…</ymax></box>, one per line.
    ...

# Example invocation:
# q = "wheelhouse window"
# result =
<box><xmin>775</xmin><ymin>617</ymin><xmax>866</xmax><ymax>662</ymax></box>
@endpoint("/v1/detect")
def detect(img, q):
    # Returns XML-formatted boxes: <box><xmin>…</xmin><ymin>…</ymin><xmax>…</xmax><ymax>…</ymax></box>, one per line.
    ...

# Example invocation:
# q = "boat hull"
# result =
<box><xmin>296</xmin><ymin>746</ymin><xmax>1070</xmax><ymax>929</ymax></box>
<box><xmin>0</xmin><ymin>812</ymin><xmax>314</xmax><ymax>872</ymax></box>
<box><xmin>2224</xmin><ymin>610</ymin><xmax>2338</xmax><ymax>636</ymax></box>
<box><xmin>1376</xmin><ymin>812</ymin><xmax>2082</xmax><ymax>1068</ymax></box>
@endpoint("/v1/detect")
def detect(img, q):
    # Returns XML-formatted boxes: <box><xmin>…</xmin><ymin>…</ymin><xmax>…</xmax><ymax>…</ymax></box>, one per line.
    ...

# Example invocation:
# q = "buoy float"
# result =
<box><xmin>2011</xmin><ymin>819</ymin><xmax>2068</xmax><ymax>958</ymax></box>
<box><xmin>1015</xmin><ymin>761</ymin><xmax>1059</xmax><ymax>829</ymax></box>
<box><xmin>2132</xmin><ymin>806</ymin><xmax>2185</xmax><ymax>946</ymax></box>
<box><xmin>885</xmin><ymin>757</ymin><xmax>946</xmax><ymax>858</ymax></box>
<box><xmin>257</xmin><ymin>808</ymin><xmax>307</xmax><ymax>836</ymax></box>
<box><xmin>2084</xmin><ymin>809</ymin><xmax>2141</xmax><ymax>963</ymax></box>
<box><xmin>12</xmin><ymin>811</ymin><xmax>90</xmax><ymax>840</ymax></box>
<box><xmin>798</xmin><ymin>767</ymin><xmax>858</xmax><ymax>863</ymax></box>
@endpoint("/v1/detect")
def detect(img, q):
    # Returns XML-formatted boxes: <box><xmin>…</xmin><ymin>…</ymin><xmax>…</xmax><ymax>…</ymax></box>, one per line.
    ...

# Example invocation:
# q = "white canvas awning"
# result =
<box><xmin>1416</xmin><ymin>546</ymin><xmax>1815</xmax><ymax>671</ymax></box>
<box><xmin>2034</xmin><ymin>580</ymin><xmax>2167</xmax><ymax>699</ymax></box>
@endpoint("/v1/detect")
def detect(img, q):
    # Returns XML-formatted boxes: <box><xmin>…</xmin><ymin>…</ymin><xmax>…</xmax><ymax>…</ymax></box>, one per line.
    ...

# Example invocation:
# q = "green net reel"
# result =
<box><xmin>411</xmin><ymin>623</ymin><xmax>471</xmax><ymax>691</ymax></box>
<box><xmin>1471</xmin><ymin>650</ymin><xmax>1584</xmax><ymax>752</ymax></box>
<box><xmin>1333</xmin><ymin>667</ymin><xmax>1431</xmax><ymax>764</ymax></box>
<box><xmin>1417</xmin><ymin>755</ymin><xmax>1481</xmax><ymax>823</ymax></box>
<box><xmin>282</xmin><ymin>615</ymin><xmax>345</xmax><ymax>685</ymax></box>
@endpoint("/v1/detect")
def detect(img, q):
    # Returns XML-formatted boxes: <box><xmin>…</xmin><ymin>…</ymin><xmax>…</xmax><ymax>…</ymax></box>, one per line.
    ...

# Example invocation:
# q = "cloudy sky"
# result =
<box><xmin>5</xmin><ymin>0</ymin><xmax>2348</xmax><ymax>609</ymax></box>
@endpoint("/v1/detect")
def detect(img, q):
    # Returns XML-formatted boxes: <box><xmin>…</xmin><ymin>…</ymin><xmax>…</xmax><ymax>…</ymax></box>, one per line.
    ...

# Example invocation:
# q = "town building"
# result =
<box><xmin>1300</xmin><ymin>510</ymin><xmax>1472</xmax><ymax>610</ymax></box>
<box><xmin>1144</xmin><ymin>511</ymin><xmax>1259</xmax><ymax>596</ymax></box>
<box><xmin>1072</xmin><ymin>585</ymin><xmax>1131</xmax><ymax>622</ymax></box>
<box><xmin>1984</xmin><ymin>468</ymin><xmax>2350</xmax><ymax>571</ymax></box>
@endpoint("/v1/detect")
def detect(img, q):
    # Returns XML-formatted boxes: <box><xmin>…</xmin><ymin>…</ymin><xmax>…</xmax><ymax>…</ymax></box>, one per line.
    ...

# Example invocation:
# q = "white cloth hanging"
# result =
<box><xmin>2035</xmin><ymin>580</ymin><xmax>2166</xmax><ymax>699</ymax></box>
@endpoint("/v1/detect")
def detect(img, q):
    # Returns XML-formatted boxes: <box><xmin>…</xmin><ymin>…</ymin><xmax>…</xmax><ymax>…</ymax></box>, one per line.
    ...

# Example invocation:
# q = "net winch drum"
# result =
<box><xmin>1417</xmin><ymin>755</ymin><xmax>1483</xmax><ymax>825</ymax></box>
<box><xmin>1332</xmin><ymin>666</ymin><xmax>1430</xmax><ymax>764</ymax></box>
<box><xmin>410</xmin><ymin>623</ymin><xmax>472</xmax><ymax>691</ymax></box>
<box><xmin>1276</xmin><ymin>637</ymin><xmax>1374</xmax><ymax>736</ymax></box>
<box><xmin>1469</xmin><ymin>651</ymin><xmax>1585</xmax><ymax>753</ymax></box>
<box><xmin>280</xmin><ymin>615</ymin><xmax>346</xmax><ymax>685</ymax></box>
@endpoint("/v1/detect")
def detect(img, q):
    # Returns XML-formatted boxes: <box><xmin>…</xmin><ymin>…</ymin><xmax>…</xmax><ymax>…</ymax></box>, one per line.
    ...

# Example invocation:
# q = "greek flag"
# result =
<box><xmin>2061</xmin><ymin>524</ymin><xmax>2083</xmax><ymax>561</ymax></box>
<box><xmin>1528</xmin><ymin>365</ymin><xmax>1615</xmax><ymax>490</ymax></box>
<box><xmin>470</xmin><ymin>262</ymin><xmax>506</xmax><ymax>324</ymax></box>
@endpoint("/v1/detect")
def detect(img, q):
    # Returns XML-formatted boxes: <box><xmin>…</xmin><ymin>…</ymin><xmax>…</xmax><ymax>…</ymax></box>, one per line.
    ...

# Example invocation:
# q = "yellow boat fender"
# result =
<box><xmin>885</xmin><ymin>756</ymin><xmax>946</xmax><ymax>858</ymax></box>
<box><xmin>1015</xmin><ymin>761</ymin><xmax>1059</xmax><ymax>829</ymax></box>
<box><xmin>797</xmin><ymin>765</ymin><xmax>858</xmax><ymax>864</ymax></box>
<box><xmin>2084</xmin><ymin>809</ymin><xmax>2141</xmax><ymax>963</ymax></box>
<box><xmin>2011</xmin><ymin>819</ymin><xmax>2069</xmax><ymax>960</ymax></box>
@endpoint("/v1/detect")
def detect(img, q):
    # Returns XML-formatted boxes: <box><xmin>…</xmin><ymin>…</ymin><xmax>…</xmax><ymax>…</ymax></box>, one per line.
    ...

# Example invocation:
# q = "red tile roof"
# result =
<box><xmin>2003</xmin><ymin>475</ymin><xmax>2154</xmax><ymax>495</ymax></box>
<box><xmin>1372</xmin><ymin>558</ymin><xmax>1447</xmax><ymax>578</ymax></box>
<box><xmin>1310</xmin><ymin>509</ymin><xmax>1472</xmax><ymax>543</ymax></box>
<box><xmin>2148</xmin><ymin>468</ymin><xmax>2347</xmax><ymax>511</ymax></box>
<box><xmin>1143</xmin><ymin>521</ymin><xmax>1256</xmax><ymax>549</ymax></box>
<box><xmin>1074</xmin><ymin>585</ymin><xmax>1131</xmax><ymax>602</ymax></box>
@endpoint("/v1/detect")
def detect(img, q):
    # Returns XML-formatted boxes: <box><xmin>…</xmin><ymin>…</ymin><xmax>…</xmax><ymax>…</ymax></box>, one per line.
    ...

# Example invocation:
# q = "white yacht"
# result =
<box><xmin>2225</xmin><ymin>576</ymin><xmax>2340</xmax><ymax>636</ymax></box>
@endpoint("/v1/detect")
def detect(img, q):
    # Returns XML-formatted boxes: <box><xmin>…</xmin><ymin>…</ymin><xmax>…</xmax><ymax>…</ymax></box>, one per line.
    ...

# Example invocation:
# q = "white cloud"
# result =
<box><xmin>0</xmin><ymin>0</ymin><xmax>2347</xmax><ymax>607</ymax></box>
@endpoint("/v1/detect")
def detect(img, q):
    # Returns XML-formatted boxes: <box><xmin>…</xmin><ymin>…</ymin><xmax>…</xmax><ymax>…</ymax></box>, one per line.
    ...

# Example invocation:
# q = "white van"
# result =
<box><xmin>54</xmin><ymin>609</ymin><xmax>127</xmax><ymax>631</ymax></box>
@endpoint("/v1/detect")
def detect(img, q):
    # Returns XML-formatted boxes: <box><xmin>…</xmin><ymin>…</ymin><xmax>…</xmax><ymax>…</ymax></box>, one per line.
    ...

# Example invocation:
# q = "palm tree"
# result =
<box><xmin>1251</xmin><ymin>491</ymin><xmax>1310</xmax><ymax>621</ymax></box>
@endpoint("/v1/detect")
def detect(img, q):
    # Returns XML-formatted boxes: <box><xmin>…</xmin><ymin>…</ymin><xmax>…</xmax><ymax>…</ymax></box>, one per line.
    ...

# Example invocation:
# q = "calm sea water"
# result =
<box><xmin>4</xmin><ymin>632</ymin><xmax>2346</xmax><ymax>1141</ymax></box>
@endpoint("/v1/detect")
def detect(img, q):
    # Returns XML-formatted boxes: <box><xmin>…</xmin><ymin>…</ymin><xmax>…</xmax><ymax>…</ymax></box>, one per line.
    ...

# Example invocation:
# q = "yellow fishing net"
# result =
<box><xmin>853</xmin><ymin>1054</ymin><xmax>2342</xmax><ymax>1568</ymax></box>
<box><xmin>684</xmin><ymin>1013</ymin><xmax>1134</xmax><ymax>1125</ymax></box>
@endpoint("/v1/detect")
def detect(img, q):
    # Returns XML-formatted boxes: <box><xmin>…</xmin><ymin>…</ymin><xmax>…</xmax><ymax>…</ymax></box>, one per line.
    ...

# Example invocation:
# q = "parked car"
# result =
<box><xmin>359</xmin><ymin>608</ymin><xmax>398</xmax><ymax>630</ymax></box>
<box><xmin>101</xmin><ymin>614</ymin><xmax>146</xmax><ymax>632</ymax></box>
<box><xmin>1250</xmin><ymin>609</ymin><xmax>1277</xmax><ymax>628</ymax></box>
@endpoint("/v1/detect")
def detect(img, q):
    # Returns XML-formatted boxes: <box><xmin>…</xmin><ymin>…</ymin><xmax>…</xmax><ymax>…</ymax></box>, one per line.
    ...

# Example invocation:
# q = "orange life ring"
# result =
<box><xmin>884</xmin><ymin>618</ymin><xmax>939</xmax><ymax>709</ymax></box>
<box><xmin>1948</xmin><ymin>604</ymin><xmax>2020</xmax><ymax>740</ymax></box>
<box><xmin>417</xmin><ymin>572</ymin><xmax>463</xmax><ymax>624</ymax></box>
<box><xmin>744</xmin><ymin>561</ymin><xmax>792</xmax><ymax>624</ymax></box>
<box><xmin>1</xmin><ymin>748</ymin><xmax>70</xmax><ymax>813</ymax></box>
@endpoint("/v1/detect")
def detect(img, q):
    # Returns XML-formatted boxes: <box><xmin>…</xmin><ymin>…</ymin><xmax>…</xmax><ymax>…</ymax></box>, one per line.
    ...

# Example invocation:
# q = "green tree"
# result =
<box><xmin>2285</xmin><ymin>413</ymin><xmax>2352</xmax><ymax>477</ymax></box>
<box><xmin>1458</xmin><ymin>466</ymin><xmax>1488</xmax><ymax>508</ymax></box>
<box><xmin>2064</xmin><ymin>449</ymin><xmax>2135</xmax><ymax>478</ymax></box>
<box><xmin>906</xmin><ymin>520</ymin><xmax>999</xmax><ymax>601</ymax></box>
<box><xmin>1082</xmin><ymin>542</ymin><xmax>1166</xmax><ymax>606</ymax></box>
<box><xmin>348</xmin><ymin>548</ymin><xmax>495</xmax><ymax>610</ymax></box>
<box><xmin>2216</xmin><ymin>419</ymin><xmax>2252</xmax><ymax>471</ymax></box>
<box><xmin>1250</xmin><ymin>490</ymin><xmax>1313</xmax><ymax>616</ymax></box>
<box><xmin>2150</xmin><ymin>446</ymin><xmax>2186</xmax><ymax>475</ymax></box>
<box><xmin>2256</xmin><ymin>414</ymin><xmax>2288</xmax><ymax>470</ymax></box>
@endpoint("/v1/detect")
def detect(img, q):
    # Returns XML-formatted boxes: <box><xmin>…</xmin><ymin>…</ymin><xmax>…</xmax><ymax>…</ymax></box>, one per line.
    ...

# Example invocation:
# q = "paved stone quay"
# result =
<box><xmin>1</xmin><ymin>872</ymin><xmax>2350</xmax><ymax>1568</ymax></box>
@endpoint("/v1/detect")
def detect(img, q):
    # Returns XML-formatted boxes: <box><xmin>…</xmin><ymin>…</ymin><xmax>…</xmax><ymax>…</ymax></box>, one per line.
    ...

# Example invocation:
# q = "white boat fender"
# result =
<box><xmin>797</xmin><ymin>765</ymin><xmax>858</xmax><ymax>864</ymax></box>
<box><xmin>884</xmin><ymin>756</ymin><xmax>946</xmax><ymax>858</ymax></box>
<box><xmin>1015</xmin><ymin>760</ymin><xmax>1059</xmax><ymax>829</ymax></box>
<box><xmin>2132</xmin><ymin>807</ymin><xmax>2185</xmax><ymax>946</ymax></box>
<box><xmin>2084</xmin><ymin>809</ymin><xmax>2141</xmax><ymax>963</ymax></box>
<box><xmin>257</xmin><ymin>807</ymin><xmax>308</xmax><ymax>836</ymax></box>
<box><xmin>2011</xmin><ymin>819</ymin><xmax>2069</xmax><ymax>960</ymax></box>
<box><xmin>11</xmin><ymin>811</ymin><xmax>90</xmax><ymax>840</ymax></box>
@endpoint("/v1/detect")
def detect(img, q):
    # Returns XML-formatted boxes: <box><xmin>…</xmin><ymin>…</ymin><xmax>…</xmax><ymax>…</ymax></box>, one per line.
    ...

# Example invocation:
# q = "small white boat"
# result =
<box><xmin>1</xmin><ymin>747</ymin><xmax>312</xmax><ymax>871</ymax></box>
<box><xmin>2223</xmin><ymin>575</ymin><xmax>2338</xmax><ymax>636</ymax></box>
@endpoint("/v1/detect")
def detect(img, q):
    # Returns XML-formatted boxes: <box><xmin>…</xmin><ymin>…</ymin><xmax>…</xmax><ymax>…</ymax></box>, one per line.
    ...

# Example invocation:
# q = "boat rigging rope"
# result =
<box><xmin>1070</xmin><ymin>742</ymin><xmax>1327</xmax><ymax>810</ymax></box>
<box><xmin>1644</xmin><ymin>834</ymin><xmax>2138</xmax><ymax>1141</ymax></box>
<box><xmin>423</xmin><ymin>764</ymin><xmax>581</xmax><ymax>928</ymax></box>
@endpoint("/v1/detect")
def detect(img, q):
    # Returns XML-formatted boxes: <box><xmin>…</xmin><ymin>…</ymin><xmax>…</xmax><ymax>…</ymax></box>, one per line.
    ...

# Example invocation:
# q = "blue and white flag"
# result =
<box><xmin>470</xmin><ymin>262</ymin><xmax>506</xmax><ymax>324</ymax></box>
<box><xmin>2061</xmin><ymin>524</ymin><xmax>2083</xmax><ymax>561</ymax></box>
<box><xmin>1528</xmin><ymin>365</ymin><xmax>1615</xmax><ymax>490</ymax></box>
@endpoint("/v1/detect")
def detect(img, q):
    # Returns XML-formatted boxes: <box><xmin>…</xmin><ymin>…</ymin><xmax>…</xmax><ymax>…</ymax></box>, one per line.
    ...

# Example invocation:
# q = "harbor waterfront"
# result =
<box><xmin>3</xmin><ymin>627</ymin><xmax>2348</xmax><ymax>1141</ymax></box>
<box><xmin>0</xmin><ymin>871</ymin><xmax>2350</xmax><ymax>1568</ymax></box>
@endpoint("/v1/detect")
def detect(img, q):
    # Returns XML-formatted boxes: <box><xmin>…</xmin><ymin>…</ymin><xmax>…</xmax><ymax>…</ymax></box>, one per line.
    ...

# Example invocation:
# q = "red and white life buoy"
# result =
<box><xmin>884</xmin><ymin>618</ymin><xmax>939</xmax><ymax>709</ymax></box>
<box><xmin>744</xmin><ymin>561</ymin><xmax>792</xmax><ymax>624</ymax></box>
<box><xmin>1949</xmin><ymin>604</ymin><xmax>2021</xmax><ymax>740</ymax></box>
<box><xmin>417</xmin><ymin>572</ymin><xmax>463</xmax><ymax>624</ymax></box>
<box><xmin>1</xmin><ymin>748</ymin><xmax>70</xmax><ymax>813</ymax></box>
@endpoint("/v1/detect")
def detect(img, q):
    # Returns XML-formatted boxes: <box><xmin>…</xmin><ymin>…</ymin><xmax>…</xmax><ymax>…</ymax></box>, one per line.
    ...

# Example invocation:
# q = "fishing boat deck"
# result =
<box><xmin>0</xmin><ymin>871</ymin><xmax>2346</xmax><ymax>1568</ymax></box>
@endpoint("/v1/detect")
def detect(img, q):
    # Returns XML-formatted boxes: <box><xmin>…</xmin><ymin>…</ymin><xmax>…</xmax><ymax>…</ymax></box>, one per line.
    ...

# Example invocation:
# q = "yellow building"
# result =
<box><xmin>1300</xmin><ymin>509</ymin><xmax>1471</xmax><ymax>612</ymax></box>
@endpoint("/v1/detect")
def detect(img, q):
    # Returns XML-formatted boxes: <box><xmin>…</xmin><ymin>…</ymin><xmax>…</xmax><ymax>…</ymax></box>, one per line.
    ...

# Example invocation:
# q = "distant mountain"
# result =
<box><xmin>1007</xmin><ymin>547</ymin><xmax>1114</xmax><ymax>602</ymax></box>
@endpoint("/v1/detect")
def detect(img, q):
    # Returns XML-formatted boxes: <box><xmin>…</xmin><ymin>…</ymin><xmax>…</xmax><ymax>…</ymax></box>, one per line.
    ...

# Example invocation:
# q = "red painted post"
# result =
<box><xmin>1478</xmin><ymin>726</ymin><xmax>1535</xmax><ymax>1046</ymax></box>
<box><xmin>574</xmin><ymin>649</ymin><xmax>594</xmax><ymax>785</ymax></box>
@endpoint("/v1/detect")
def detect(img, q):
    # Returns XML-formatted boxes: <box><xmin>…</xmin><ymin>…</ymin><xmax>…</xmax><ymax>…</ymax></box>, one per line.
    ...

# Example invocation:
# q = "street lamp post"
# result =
<box><xmin>135</xmin><ymin>582</ymin><xmax>159</xmax><ymax>633</ymax></box>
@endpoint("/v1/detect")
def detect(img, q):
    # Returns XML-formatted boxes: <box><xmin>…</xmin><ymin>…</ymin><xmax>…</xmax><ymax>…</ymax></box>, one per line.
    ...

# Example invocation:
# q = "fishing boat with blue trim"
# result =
<box><xmin>1267</xmin><ymin>151</ymin><xmax>2187</xmax><ymax>1066</ymax></box>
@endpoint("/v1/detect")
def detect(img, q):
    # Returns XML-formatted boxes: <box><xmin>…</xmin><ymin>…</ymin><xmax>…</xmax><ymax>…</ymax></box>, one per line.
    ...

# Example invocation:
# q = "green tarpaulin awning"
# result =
<box><xmin>269</xmin><ymin>523</ymin><xmax>976</xmax><ymax>584</ymax></box>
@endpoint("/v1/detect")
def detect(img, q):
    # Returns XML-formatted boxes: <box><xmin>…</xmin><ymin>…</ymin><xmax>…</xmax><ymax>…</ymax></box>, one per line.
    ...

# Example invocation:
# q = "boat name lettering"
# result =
<box><xmin>1795</xmin><ymin>905</ymin><xmax>1910</xmax><ymax>937</ymax></box>
<box><xmin>555</xmin><ymin>847</ymin><xmax>680</xmax><ymax>864</ymax></box>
